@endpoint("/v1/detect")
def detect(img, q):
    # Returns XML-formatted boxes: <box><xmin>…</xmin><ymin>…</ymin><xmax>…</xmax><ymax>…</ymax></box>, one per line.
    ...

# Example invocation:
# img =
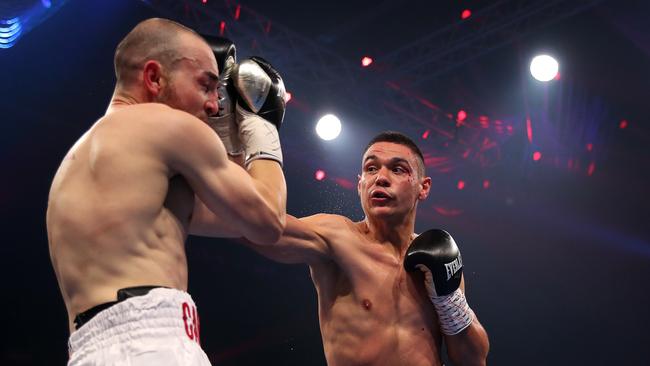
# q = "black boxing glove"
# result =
<box><xmin>204</xmin><ymin>35</ymin><xmax>244</xmax><ymax>157</ymax></box>
<box><xmin>203</xmin><ymin>35</ymin><xmax>237</xmax><ymax>77</ymax></box>
<box><xmin>404</xmin><ymin>229</ymin><xmax>475</xmax><ymax>335</ymax></box>
<box><xmin>232</xmin><ymin>56</ymin><xmax>286</xmax><ymax>166</ymax></box>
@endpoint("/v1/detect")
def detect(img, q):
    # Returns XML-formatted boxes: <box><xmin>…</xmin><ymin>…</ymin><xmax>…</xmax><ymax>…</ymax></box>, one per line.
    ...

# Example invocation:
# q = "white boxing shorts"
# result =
<box><xmin>68</xmin><ymin>288</ymin><xmax>211</xmax><ymax>365</ymax></box>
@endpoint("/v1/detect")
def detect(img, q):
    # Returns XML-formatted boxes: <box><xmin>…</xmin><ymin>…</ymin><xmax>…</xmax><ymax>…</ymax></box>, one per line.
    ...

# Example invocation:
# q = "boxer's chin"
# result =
<box><xmin>366</xmin><ymin>204</ymin><xmax>397</xmax><ymax>219</ymax></box>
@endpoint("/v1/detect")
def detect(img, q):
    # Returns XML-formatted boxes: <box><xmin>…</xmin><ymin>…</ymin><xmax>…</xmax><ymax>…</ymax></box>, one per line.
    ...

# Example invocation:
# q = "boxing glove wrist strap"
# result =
<box><xmin>237</xmin><ymin>105</ymin><xmax>283</xmax><ymax>167</ymax></box>
<box><xmin>431</xmin><ymin>288</ymin><xmax>475</xmax><ymax>335</ymax></box>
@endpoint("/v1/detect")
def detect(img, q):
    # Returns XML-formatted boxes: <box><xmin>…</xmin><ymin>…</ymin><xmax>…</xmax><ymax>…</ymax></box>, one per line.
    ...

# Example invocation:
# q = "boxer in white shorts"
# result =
<box><xmin>68</xmin><ymin>288</ymin><xmax>209</xmax><ymax>365</ymax></box>
<box><xmin>47</xmin><ymin>18</ymin><xmax>288</xmax><ymax>365</ymax></box>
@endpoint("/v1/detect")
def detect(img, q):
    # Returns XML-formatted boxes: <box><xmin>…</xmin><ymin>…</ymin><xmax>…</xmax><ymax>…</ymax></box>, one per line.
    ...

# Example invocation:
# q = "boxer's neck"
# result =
<box><xmin>363</xmin><ymin>213</ymin><xmax>415</xmax><ymax>254</ymax></box>
<box><xmin>107</xmin><ymin>87</ymin><xmax>146</xmax><ymax>113</ymax></box>
<box><xmin>106</xmin><ymin>90</ymin><xmax>141</xmax><ymax>113</ymax></box>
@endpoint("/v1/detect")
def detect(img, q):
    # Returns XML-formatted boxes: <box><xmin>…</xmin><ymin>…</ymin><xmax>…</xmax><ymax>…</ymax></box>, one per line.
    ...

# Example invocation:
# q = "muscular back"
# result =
<box><xmin>47</xmin><ymin>104</ymin><xmax>194</xmax><ymax>330</ymax></box>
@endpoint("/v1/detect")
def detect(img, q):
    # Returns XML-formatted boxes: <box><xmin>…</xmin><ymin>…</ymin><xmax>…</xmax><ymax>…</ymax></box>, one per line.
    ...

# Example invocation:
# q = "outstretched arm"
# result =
<box><xmin>246</xmin><ymin>214</ymin><xmax>339</xmax><ymax>265</ymax></box>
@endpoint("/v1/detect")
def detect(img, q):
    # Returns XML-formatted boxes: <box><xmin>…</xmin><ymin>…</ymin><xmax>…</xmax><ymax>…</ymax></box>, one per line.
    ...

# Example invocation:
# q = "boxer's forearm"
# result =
<box><xmin>247</xmin><ymin>159</ymin><xmax>287</xmax><ymax>240</ymax></box>
<box><xmin>444</xmin><ymin>317</ymin><xmax>489</xmax><ymax>366</ymax></box>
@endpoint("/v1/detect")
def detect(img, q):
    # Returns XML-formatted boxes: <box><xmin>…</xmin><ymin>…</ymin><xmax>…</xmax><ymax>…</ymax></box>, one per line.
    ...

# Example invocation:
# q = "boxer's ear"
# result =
<box><xmin>418</xmin><ymin>177</ymin><xmax>431</xmax><ymax>200</ymax></box>
<box><xmin>143</xmin><ymin>60</ymin><xmax>164</xmax><ymax>96</ymax></box>
<box><xmin>357</xmin><ymin>174</ymin><xmax>362</xmax><ymax>197</ymax></box>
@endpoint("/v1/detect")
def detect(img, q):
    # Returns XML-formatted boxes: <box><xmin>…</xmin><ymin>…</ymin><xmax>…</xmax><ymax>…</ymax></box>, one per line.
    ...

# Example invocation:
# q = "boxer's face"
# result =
<box><xmin>358</xmin><ymin>142</ymin><xmax>431</xmax><ymax>220</ymax></box>
<box><xmin>158</xmin><ymin>35</ymin><xmax>219</xmax><ymax>123</ymax></box>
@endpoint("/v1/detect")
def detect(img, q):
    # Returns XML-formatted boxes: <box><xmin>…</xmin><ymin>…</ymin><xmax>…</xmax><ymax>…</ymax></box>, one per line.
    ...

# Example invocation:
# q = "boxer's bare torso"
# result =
<box><xmin>313</xmin><ymin>216</ymin><xmax>442</xmax><ymax>366</ymax></box>
<box><xmin>248</xmin><ymin>140</ymin><xmax>488</xmax><ymax>365</ymax></box>
<box><xmin>48</xmin><ymin>104</ymin><xmax>198</xmax><ymax>332</ymax></box>
<box><xmin>253</xmin><ymin>214</ymin><xmax>444</xmax><ymax>366</ymax></box>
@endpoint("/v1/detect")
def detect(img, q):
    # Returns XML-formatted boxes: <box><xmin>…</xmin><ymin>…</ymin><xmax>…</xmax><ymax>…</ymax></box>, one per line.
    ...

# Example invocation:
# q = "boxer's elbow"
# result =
<box><xmin>447</xmin><ymin>321</ymin><xmax>490</xmax><ymax>366</ymax></box>
<box><xmin>261</xmin><ymin>211</ymin><xmax>284</xmax><ymax>245</ymax></box>
<box><xmin>448</xmin><ymin>347</ymin><xmax>488</xmax><ymax>366</ymax></box>
<box><xmin>247</xmin><ymin>209</ymin><xmax>284</xmax><ymax>245</ymax></box>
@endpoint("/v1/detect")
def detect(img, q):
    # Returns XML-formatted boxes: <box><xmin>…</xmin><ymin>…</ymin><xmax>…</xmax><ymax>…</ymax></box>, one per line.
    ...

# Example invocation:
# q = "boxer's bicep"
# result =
<box><xmin>158</xmin><ymin>114</ymin><xmax>283</xmax><ymax>244</ymax></box>
<box><xmin>246</xmin><ymin>214</ymin><xmax>333</xmax><ymax>265</ymax></box>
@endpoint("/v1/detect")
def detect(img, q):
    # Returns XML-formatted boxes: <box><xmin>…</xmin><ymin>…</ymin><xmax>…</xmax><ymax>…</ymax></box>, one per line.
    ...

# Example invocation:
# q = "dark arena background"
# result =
<box><xmin>1</xmin><ymin>0</ymin><xmax>649</xmax><ymax>365</ymax></box>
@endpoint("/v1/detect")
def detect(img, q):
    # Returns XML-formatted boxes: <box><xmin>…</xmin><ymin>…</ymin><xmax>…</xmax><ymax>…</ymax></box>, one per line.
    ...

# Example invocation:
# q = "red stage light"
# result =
<box><xmin>457</xmin><ymin>109</ymin><xmax>467</xmax><ymax>122</ymax></box>
<box><xmin>284</xmin><ymin>92</ymin><xmax>292</xmax><ymax>103</ymax></box>
<box><xmin>457</xmin><ymin>180</ymin><xmax>465</xmax><ymax>190</ymax></box>
<box><xmin>587</xmin><ymin>162</ymin><xmax>595</xmax><ymax>176</ymax></box>
<box><xmin>483</xmin><ymin>180</ymin><xmax>490</xmax><ymax>189</ymax></box>
<box><xmin>586</xmin><ymin>143</ymin><xmax>593</xmax><ymax>152</ymax></box>
<box><xmin>533</xmin><ymin>151</ymin><xmax>542</xmax><ymax>161</ymax></box>
<box><xmin>526</xmin><ymin>117</ymin><xmax>533</xmax><ymax>143</ymax></box>
<box><xmin>219</xmin><ymin>21</ymin><xmax>226</xmax><ymax>36</ymax></box>
<box><xmin>361</xmin><ymin>56</ymin><xmax>373</xmax><ymax>67</ymax></box>
<box><xmin>434</xmin><ymin>206</ymin><xmax>463</xmax><ymax>216</ymax></box>
<box><xmin>619</xmin><ymin>120</ymin><xmax>628</xmax><ymax>129</ymax></box>
<box><xmin>202</xmin><ymin>0</ymin><xmax>207</xmax><ymax>3</ymax></box>
<box><xmin>479</xmin><ymin>115</ymin><xmax>489</xmax><ymax>128</ymax></box>
<box><xmin>315</xmin><ymin>170</ymin><xmax>326</xmax><ymax>181</ymax></box>
<box><xmin>461</xmin><ymin>9</ymin><xmax>471</xmax><ymax>19</ymax></box>
<box><xmin>234</xmin><ymin>5</ymin><xmax>241</xmax><ymax>20</ymax></box>
<box><xmin>333</xmin><ymin>177</ymin><xmax>355</xmax><ymax>190</ymax></box>
<box><xmin>422</xmin><ymin>129</ymin><xmax>430</xmax><ymax>139</ymax></box>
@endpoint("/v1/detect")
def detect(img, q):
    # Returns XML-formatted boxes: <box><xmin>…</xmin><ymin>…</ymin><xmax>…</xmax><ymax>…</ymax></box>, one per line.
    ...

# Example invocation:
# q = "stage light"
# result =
<box><xmin>526</xmin><ymin>117</ymin><xmax>533</xmax><ymax>143</ymax></box>
<box><xmin>0</xmin><ymin>18</ymin><xmax>22</xmax><ymax>49</ymax></box>
<box><xmin>284</xmin><ymin>92</ymin><xmax>292</xmax><ymax>103</ymax></box>
<box><xmin>234</xmin><ymin>4</ymin><xmax>241</xmax><ymax>20</ymax></box>
<box><xmin>586</xmin><ymin>143</ymin><xmax>593</xmax><ymax>152</ymax></box>
<box><xmin>619</xmin><ymin>120</ymin><xmax>628</xmax><ymax>129</ymax></box>
<box><xmin>483</xmin><ymin>180</ymin><xmax>490</xmax><ymax>189</ymax></box>
<box><xmin>530</xmin><ymin>55</ymin><xmax>559</xmax><ymax>82</ymax></box>
<box><xmin>587</xmin><ymin>162</ymin><xmax>595</xmax><ymax>176</ymax></box>
<box><xmin>316</xmin><ymin>114</ymin><xmax>341</xmax><ymax>141</ymax></box>
<box><xmin>361</xmin><ymin>56</ymin><xmax>373</xmax><ymax>67</ymax></box>
<box><xmin>479</xmin><ymin>116</ymin><xmax>489</xmax><ymax>128</ymax></box>
<box><xmin>533</xmin><ymin>151</ymin><xmax>542</xmax><ymax>161</ymax></box>
<box><xmin>315</xmin><ymin>170</ymin><xmax>326</xmax><ymax>181</ymax></box>
<box><xmin>457</xmin><ymin>180</ymin><xmax>465</xmax><ymax>190</ymax></box>
<box><xmin>219</xmin><ymin>21</ymin><xmax>225</xmax><ymax>35</ymax></box>
<box><xmin>461</xmin><ymin>9</ymin><xmax>471</xmax><ymax>19</ymax></box>
<box><xmin>333</xmin><ymin>177</ymin><xmax>355</xmax><ymax>190</ymax></box>
<box><xmin>421</xmin><ymin>130</ymin><xmax>430</xmax><ymax>139</ymax></box>
<box><xmin>457</xmin><ymin>110</ymin><xmax>467</xmax><ymax>122</ymax></box>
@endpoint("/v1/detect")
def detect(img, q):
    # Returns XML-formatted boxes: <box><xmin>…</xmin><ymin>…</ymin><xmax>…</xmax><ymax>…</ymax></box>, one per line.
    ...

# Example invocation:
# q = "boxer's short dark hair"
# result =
<box><xmin>363</xmin><ymin>131</ymin><xmax>425</xmax><ymax>176</ymax></box>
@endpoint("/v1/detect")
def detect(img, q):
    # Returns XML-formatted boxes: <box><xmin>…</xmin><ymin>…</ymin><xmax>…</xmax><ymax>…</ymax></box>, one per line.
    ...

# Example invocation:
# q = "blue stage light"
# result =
<box><xmin>0</xmin><ymin>1</ymin><xmax>69</xmax><ymax>50</ymax></box>
<box><xmin>0</xmin><ymin>18</ymin><xmax>22</xmax><ymax>49</ymax></box>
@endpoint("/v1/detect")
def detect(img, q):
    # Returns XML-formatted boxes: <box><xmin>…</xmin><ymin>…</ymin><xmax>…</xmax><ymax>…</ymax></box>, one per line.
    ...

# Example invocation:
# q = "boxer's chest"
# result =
<box><xmin>339</xmin><ymin>242</ymin><xmax>434</xmax><ymax>321</ymax></box>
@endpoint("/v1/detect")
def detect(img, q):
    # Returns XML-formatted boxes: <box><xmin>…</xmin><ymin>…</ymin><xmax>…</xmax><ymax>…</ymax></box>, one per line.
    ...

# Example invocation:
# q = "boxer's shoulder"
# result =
<box><xmin>301</xmin><ymin>213</ymin><xmax>354</xmax><ymax>234</ymax></box>
<box><xmin>104</xmin><ymin>103</ymin><xmax>198</xmax><ymax>129</ymax></box>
